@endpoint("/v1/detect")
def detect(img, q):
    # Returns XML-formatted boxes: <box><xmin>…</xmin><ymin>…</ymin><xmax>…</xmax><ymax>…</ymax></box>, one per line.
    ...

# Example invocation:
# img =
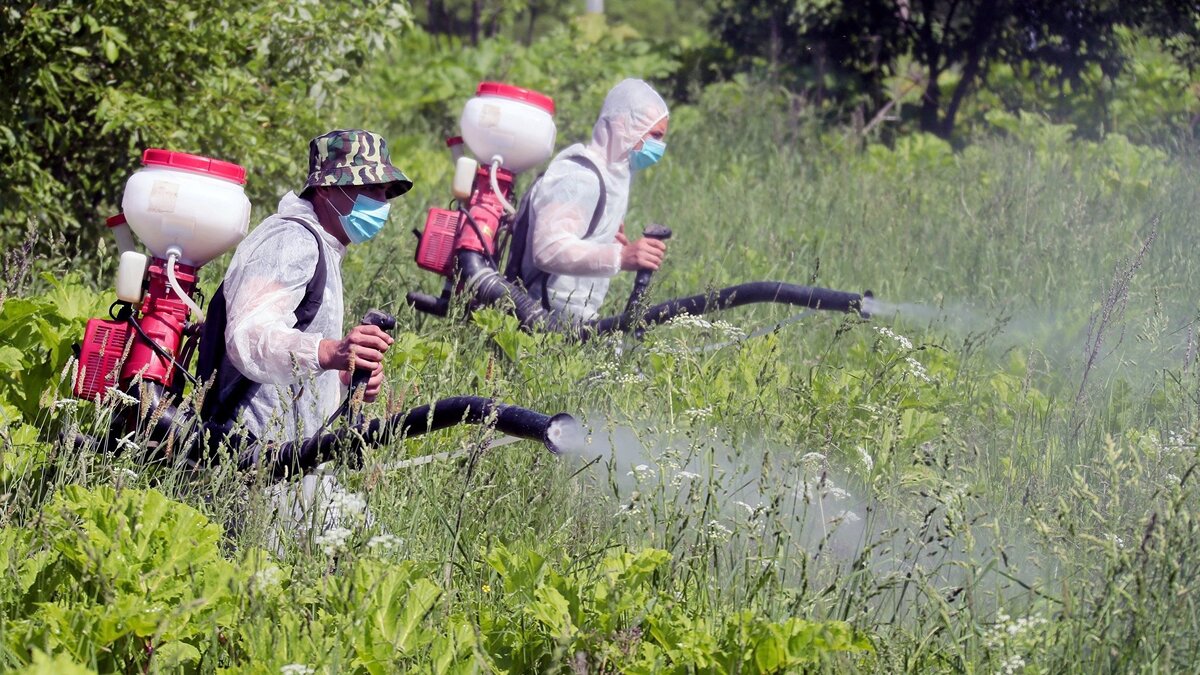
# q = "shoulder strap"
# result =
<box><xmin>565</xmin><ymin>155</ymin><xmax>606</xmax><ymax>239</ymax></box>
<box><xmin>198</xmin><ymin>217</ymin><xmax>327</xmax><ymax>427</ymax></box>
<box><xmin>504</xmin><ymin>154</ymin><xmax>607</xmax><ymax>292</ymax></box>
<box><xmin>502</xmin><ymin>173</ymin><xmax>544</xmax><ymax>283</ymax></box>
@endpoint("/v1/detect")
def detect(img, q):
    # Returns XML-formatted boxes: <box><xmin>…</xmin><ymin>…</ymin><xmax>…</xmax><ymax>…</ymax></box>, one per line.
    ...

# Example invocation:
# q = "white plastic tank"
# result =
<box><xmin>121</xmin><ymin>149</ymin><xmax>251</xmax><ymax>267</ymax></box>
<box><xmin>459</xmin><ymin>82</ymin><xmax>556</xmax><ymax>173</ymax></box>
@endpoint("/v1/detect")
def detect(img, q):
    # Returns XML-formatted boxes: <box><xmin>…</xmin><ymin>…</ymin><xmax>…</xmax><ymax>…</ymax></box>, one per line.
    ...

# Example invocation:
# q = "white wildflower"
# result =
<box><xmin>112</xmin><ymin>467</ymin><xmax>138</xmax><ymax>481</ymax></box>
<box><xmin>707</xmin><ymin>519</ymin><xmax>733</xmax><ymax>542</ymax></box>
<box><xmin>711</xmin><ymin>320</ymin><xmax>747</xmax><ymax>341</ymax></box>
<box><xmin>672</xmin><ymin>470</ymin><xmax>702</xmax><ymax>486</ymax></box>
<box><xmin>799</xmin><ymin>452</ymin><xmax>826</xmax><ymax>472</ymax></box>
<box><xmin>280</xmin><ymin>666</ymin><xmax>315</xmax><ymax>675</ymax></box>
<box><xmin>54</xmin><ymin>399</ymin><xmax>80</xmax><ymax>410</ymax></box>
<box><xmin>614</xmin><ymin>503</ymin><xmax>642</xmax><ymax>517</ymax></box>
<box><xmin>830</xmin><ymin>510</ymin><xmax>861</xmax><ymax>524</ymax></box>
<box><xmin>627</xmin><ymin>464</ymin><xmax>654</xmax><ymax>477</ymax></box>
<box><xmin>997</xmin><ymin>654</ymin><xmax>1026</xmax><ymax>675</ymax></box>
<box><xmin>313</xmin><ymin>526</ymin><xmax>353</xmax><ymax>556</ymax></box>
<box><xmin>736</xmin><ymin>501</ymin><xmax>766</xmax><ymax>518</ymax></box>
<box><xmin>683</xmin><ymin>406</ymin><xmax>713</xmax><ymax>422</ymax></box>
<box><xmin>367</xmin><ymin>534</ymin><xmax>404</xmax><ymax>552</ymax></box>
<box><xmin>905</xmin><ymin>356</ymin><xmax>933</xmax><ymax>383</ymax></box>
<box><xmin>823</xmin><ymin>486</ymin><xmax>852</xmax><ymax>501</ymax></box>
<box><xmin>984</xmin><ymin>612</ymin><xmax>1046</xmax><ymax>651</ymax></box>
<box><xmin>251</xmin><ymin>566</ymin><xmax>283</xmax><ymax>591</ymax></box>
<box><xmin>329</xmin><ymin>491</ymin><xmax>367</xmax><ymax>524</ymax></box>
<box><xmin>668</xmin><ymin>313</ymin><xmax>714</xmax><ymax>330</ymax></box>
<box><xmin>874</xmin><ymin>325</ymin><xmax>913</xmax><ymax>350</ymax></box>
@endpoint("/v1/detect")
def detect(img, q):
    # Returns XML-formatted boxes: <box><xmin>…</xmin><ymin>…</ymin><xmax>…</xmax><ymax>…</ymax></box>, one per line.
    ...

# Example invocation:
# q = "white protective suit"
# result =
<box><xmin>519</xmin><ymin>79</ymin><xmax>669</xmax><ymax>319</ymax></box>
<box><xmin>221</xmin><ymin>191</ymin><xmax>346</xmax><ymax>443</ymax></box>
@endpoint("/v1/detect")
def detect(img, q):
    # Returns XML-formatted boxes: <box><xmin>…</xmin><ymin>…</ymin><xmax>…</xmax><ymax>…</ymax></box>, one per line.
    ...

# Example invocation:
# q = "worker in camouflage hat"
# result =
<box><xmin>215</xmin><ymin>126</ymin><xmax>412</xmax><ymax>446</ymax></box>
<box><xmin>212</xmin><ymin>127</ymin><xmax>411</xmax><ymax>545</ymax></box>
<box><xmin>301</xmin><ymin>128</ymin><xmax>412</xmax><ymax>199</ymax></box>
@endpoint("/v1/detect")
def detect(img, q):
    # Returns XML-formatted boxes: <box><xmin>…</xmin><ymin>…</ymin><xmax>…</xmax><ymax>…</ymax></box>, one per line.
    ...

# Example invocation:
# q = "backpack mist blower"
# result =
<box><xmin>405</xmin><ymin>82</ymin><xmax>873</xmax><ymax>340</ymax></box>
<box><xmin>70</xmin><ymin>149</ymin><xmax>578</xmax><ymax>479</ymax></box>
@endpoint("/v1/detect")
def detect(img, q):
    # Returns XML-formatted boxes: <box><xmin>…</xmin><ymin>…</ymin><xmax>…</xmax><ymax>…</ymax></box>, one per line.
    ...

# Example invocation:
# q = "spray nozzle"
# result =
<box><xmin>858</xmin><ymin>290</ymin><xmax>874</xmax><ymax>319</ymax></box>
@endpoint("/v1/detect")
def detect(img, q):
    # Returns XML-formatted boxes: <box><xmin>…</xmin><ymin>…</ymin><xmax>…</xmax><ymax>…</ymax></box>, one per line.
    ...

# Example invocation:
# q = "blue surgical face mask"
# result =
<box><xmin>337</xmin><ymin>191</ymin><xmax>391</xmax><ymax>244</ymax></box>
<box><xmin>630</xmin><ymin>137</ymin><xmax>666</xmax><ymax>172</ymax></box>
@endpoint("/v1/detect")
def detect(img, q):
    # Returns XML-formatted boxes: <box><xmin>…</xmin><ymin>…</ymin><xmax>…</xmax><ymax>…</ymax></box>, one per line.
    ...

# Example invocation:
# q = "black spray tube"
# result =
<box><xmin>447</xmin><ymin>251</ymin><xmax>865</xmax><ymax>341</ymax></box>
<box><xmin>239</xmin><ymin>396</ymin><xmax>576</xmax><ymax>479</ymax></box>
<box><xmin>586</xmin><ymin>282</ymin><xmax>864</xmax><ymax>337</ymax></box>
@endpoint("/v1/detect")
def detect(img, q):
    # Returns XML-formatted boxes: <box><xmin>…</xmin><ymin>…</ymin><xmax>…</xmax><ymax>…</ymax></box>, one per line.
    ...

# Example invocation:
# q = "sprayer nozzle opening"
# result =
<box><xmin>858</xmin><ymin>290</ymin><xmax>875</xmax><ymax>319</ymax></box>
<box><xmin>544</xmin><ymin>413</ymin><xmax>585</xmax><ymax>455</ymax></box>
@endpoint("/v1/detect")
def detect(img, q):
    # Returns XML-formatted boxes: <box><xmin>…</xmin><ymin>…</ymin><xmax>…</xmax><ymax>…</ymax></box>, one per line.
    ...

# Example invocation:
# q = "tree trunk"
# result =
<box><xmin>768</xmin><ymin>12</ymin><xmax>781</xmax><ymax>83</ymax></box>
<box><xmin>470</xmin><ymin>0</ymin><xmax>482</xmax><ymax>45</ymax></box>
<box><xmin>919</xmin><ymin>67</ymin><xmax>942</xmax><ymax>134</ymax></box>
<box><xmin>426</xmin><ymin>0</ymin><xmax>440</xmax><ymax>34</ymax></box>
<box><xmin>525</xmin><ymin>4</ymin><xmax>538</xmax><ymax>45</ymax></box>
<box><xmin>942</xmin><ymin>44</ymin><xmax>983</xmax><ymax>137</ymax></box>
<box><xmin>940</xmin><ymin>2</ymin><xmax>997</xmax><ymax>138</ymax></box>
<box><xmin>915</xmin><ymin>0</ymin><xmax>944</xmax><ymax>135</ymax></box>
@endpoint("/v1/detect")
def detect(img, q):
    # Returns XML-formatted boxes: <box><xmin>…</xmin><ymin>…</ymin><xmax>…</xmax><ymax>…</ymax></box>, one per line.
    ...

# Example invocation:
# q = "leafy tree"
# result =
<box><xmin>711</xmin><ymin>0</ymin><xmax>1200</xmax><ymax>138</ymax></box>
<box><xmin>0</xmin><ymin>0</ymin><xmax>410</xmax><ymax>259</ymax></box>
<box><xmin>417</xmin><ymin>0</ymin><xmax>714</xmax><ymax>46</ymax></box>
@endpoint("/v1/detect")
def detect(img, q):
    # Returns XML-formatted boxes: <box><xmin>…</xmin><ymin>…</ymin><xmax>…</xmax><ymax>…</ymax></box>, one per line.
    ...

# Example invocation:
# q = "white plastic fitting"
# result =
<box><xmin>452</xmin><ymin>156</ymin><xmax>479</xmax><ymax>201</ymax></box>
<box><xmin>115</xmin><ymin>251</ymin><xmax>149</xmax><ymax>304</ymax></box>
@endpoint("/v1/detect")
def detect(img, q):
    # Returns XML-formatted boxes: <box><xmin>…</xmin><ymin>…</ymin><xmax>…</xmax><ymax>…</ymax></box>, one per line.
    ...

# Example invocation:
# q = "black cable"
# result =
<box><xmin>459</xmin><ymin>207</ymin><xmax>499</xmax><ymax>267</ymax></box>
<box><xmin>126</xmin><ymin>313</ymin><xmax>200</xmax><ymax>386</ymax></box>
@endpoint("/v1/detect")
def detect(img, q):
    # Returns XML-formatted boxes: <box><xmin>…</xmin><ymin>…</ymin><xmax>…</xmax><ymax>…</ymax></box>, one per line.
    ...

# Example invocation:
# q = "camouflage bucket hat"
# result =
<box><xmin>302</xmin><ymin>129</ymin><xmax>413</xmax><ymax>199</ymax></box>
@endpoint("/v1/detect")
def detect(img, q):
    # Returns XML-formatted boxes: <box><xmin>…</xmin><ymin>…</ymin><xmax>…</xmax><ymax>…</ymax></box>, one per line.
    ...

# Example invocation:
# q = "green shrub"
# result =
<box><xmin>1</xmin><ymin>486</ymin><xmax>243</xmax><ymax>670</ymax></box>
<box><xmin>0</xmin><ymin>0</ymin><xmax>410</xmax><ymax>259</ymax></box>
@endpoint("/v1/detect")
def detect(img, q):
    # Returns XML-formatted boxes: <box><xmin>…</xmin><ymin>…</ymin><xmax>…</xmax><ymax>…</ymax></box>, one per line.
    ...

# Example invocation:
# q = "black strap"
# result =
<box><xmin>197</xmin><ymin>216</ymin><xmax>327</xmax><ymax>428</ymax></box>
<box><xmin>506</xmin><ymin>154</ymin><xmax>607</xmax><ymax>309</ymax></box>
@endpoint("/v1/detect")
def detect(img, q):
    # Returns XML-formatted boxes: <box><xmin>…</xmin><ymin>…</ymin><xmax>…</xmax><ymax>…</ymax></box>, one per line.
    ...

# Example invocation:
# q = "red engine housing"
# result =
<box><xmin>74</xmin><ymin>258</ymin><xmax>198</xmax><ymax>401</ymax></box>
<box><xmin>121</xmin><ymin>260</ymin><xmax>197</xmax><ymax>388</ymax></box>
<box><xmin>415</xmin><ymin>166</ymin><xmax>515</xmax><ymax>277</ymax></box>
<box><xmin>74</xmin><ymin>319</ymin><xmax>131</xmax><ymax>401</ymax></box>
<box><xmin>415</xmin><ymin>208</ymin><xmax>463</xmax><ymax>276</ymax></box>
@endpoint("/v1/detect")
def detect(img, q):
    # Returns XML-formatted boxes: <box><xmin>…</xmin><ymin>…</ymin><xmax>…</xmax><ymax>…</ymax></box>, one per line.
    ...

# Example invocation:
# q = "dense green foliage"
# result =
<box><xmin>709</xmin><ymin>0</ymin><xmax>1200</xmax><ymax>138</ymax></box>
<box><xmin>4</xmin><ymin>88</ymin><xmax>1200</xmax><ymax>669</ymax></box>
<box><xmin>0</xmin><ymin>0</ymin><xmax>408</xmax><ymax>258</ymax></box>
<box><xmin>5</xmin><ymin>0</ymin><xmax>1200</xmax><ymax>672</ymax></box>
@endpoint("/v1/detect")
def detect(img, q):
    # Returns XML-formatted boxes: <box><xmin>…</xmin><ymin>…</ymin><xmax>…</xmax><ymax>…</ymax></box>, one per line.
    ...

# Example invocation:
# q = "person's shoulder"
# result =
<box><xmin>542</xmin><ymin>154</ymin><xmax>602</xmax><ymax>193</ymax></box>
<box><xmin>236</xmin><ymin>214</ymin><xmax>322</xmax><ymax>264</ymax></box>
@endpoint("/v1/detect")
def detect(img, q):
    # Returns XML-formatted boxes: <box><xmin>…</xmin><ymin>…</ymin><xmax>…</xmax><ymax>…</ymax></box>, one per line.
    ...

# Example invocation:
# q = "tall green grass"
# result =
<box><xmin>3</xmin><ymin>94</ymin><xmax>1200</xmax><ymax>672</ymax></box>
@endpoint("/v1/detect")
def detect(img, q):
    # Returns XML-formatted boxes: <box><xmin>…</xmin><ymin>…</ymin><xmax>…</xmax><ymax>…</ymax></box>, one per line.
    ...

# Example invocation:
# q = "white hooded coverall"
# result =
<box><xmin>220</xmin><ymin>191</ymin><xmax>347</xmax><ymax>444</ymax></box>
<box><xmin>518</xmin><ymin>78</ymin><xmax>669</xmax><ymax>320</ymax></box>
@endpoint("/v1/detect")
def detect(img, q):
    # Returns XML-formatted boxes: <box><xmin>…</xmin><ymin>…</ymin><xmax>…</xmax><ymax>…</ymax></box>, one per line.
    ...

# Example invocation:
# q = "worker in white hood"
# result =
<box><xmin>515</xmin><ymin>78</ymin><xmax>670</xmax><ymax>319</ymax></box>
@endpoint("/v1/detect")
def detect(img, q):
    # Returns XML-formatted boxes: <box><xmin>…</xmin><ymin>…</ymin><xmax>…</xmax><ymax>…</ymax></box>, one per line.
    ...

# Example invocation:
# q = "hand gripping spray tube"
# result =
<box><xmin>74</xmin><ymin>149</ymin><xmax>250</xmax><ymax>402</ymax></box>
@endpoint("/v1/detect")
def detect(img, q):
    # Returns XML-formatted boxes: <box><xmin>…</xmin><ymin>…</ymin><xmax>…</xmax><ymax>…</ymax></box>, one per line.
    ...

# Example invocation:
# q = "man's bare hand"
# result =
<box><xmin>318</xmin><ymin>325</ymin><xmax>393</xmax><ymax>373</ymax></box>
